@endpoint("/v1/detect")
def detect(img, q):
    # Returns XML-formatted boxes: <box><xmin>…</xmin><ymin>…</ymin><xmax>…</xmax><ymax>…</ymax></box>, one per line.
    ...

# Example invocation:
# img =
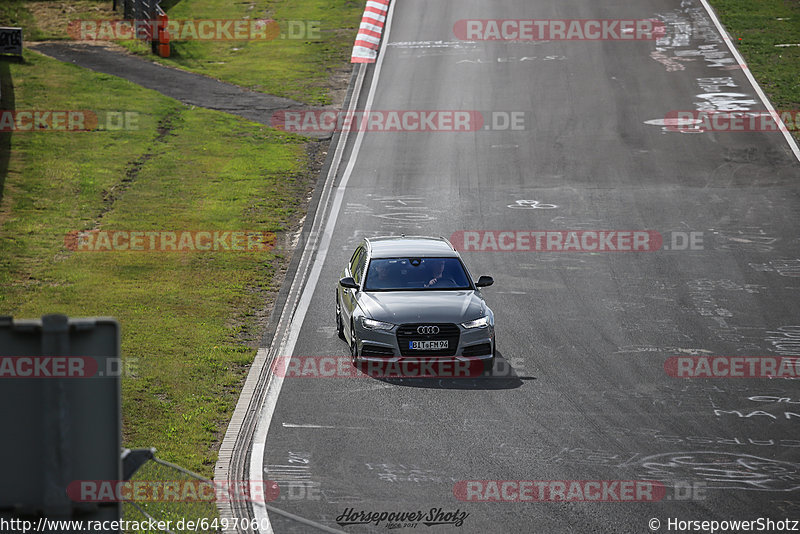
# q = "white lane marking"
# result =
<box><xmin>250</xmin><ymin>0</ymin><xmax>399</xmax><ymax>532</ymax></box>
<box><xmin>249</xmin><ymin>31</ymin><xmax>372</xmax><ymax>534</ymax></box>
<box><xmin>249</xmin><ymin>67</ymin><xmax>364</xmax><ymax>534</ymax></box>
<box><xmin>343</xmin><ymin>383</ymin><xmax>395</xmax><ymax>393</ymax></box>
<box><xmin>282</xmin><ymin>423</ymin><xmax>368</xmax><ymax>430</ymax></box>
<box><xmin>644</xmin><ymin>118</ymin><xmax>703</xmax><ymax>126</ymax></box>
<box><xmin>698</xmin><ymin>0</ymin><xmax>800</xmax><ymax>162</ymax></box>
<box><xmin>387</xmin><ymin>40</ymin><xmax>477</xmax><ymax>49</ymax></box>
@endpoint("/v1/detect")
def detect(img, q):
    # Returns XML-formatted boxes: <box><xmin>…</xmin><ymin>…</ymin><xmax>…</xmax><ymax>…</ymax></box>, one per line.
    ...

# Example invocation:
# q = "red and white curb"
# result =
<box><xmin>351</xmin><ymin>0</ymin><xmax>391</xmax><ymax>63</ymax></box>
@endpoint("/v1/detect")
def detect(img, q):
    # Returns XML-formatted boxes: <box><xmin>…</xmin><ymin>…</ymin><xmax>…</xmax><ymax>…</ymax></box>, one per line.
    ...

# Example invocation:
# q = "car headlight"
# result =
<box><xmin>361</xmin><ymin>317</ymin><xmax>395</xmax><ymax>331</ymax></box>
<box><xmin>461</xmin><ymin>315</ymin><xmax>490</xmax><ymax>329</ymax></box>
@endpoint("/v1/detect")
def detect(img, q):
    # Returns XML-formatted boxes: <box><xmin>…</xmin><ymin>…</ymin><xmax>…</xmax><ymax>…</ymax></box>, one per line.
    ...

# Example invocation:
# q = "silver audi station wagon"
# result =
<box><xmin>335</xmin><ymin>236</ymin><xmax>496</xmax><ymax>372</ymax></box>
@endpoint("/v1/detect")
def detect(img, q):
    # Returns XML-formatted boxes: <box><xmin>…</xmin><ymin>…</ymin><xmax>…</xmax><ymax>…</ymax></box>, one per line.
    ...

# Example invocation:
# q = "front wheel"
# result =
<box><xmin>350</xmin><ymin>322</ymin><xmax>361</xmax><ymax>366</ymax></box>
<box><xmin>335</xmin><ymin>293</ymin><xmax>345</xmax><ymax>340</ymax></box>
<box><xmin>484</xmin><ymin>341</ymin><xmax>496</xmax><ymax>376</ymax></box>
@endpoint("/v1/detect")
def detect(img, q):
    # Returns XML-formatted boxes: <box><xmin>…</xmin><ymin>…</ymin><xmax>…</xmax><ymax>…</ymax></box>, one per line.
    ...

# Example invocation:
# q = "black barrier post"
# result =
<box><xmin>0</xmin><ymin>315</ymin><xmax>122</xmax><ymax>533</ymax></box>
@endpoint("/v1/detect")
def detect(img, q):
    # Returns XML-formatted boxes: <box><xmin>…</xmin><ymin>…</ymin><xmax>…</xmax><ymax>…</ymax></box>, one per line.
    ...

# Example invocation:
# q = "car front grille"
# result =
<box><xmin>396</xmin><ymin>323</ymin><xmax>459</xmax><ymax>356</ymax></box>
<box><xmin>462</xmin><ymin>343</ymin><xmax>492</xmax><ymax>357</ymax></box>
<box><xmin>361</xmin><ymin>345</ymin><xmax>395</xmax><ymax>357</ymax></box>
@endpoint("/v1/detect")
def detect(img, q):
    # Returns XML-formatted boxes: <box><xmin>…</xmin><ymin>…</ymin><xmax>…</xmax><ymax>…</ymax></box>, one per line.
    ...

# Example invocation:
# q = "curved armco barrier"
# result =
<box><xmin>351</xmin><ymin>0</ymin><xmax>391</xmax><ymax>63</ymax></box>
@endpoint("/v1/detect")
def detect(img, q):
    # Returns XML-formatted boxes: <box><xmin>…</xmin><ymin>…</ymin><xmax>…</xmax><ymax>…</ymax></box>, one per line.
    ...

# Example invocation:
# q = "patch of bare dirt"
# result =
<box><xmin>327</xmin><ymin>65</ymin><xmax>353</xmax><ymax>109</ymax></box>
<box><xmin>28</xmin><ymin>1</ymin><xmax>116</xmax><ymax>40</ymax></box>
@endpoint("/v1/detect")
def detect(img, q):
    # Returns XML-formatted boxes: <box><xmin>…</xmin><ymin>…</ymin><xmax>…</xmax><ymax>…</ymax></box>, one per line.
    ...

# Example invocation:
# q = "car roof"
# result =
<box><xmin>365</xmin><ymin>236</ymin><xmax>459</xmax><ymax>259</ymax></box>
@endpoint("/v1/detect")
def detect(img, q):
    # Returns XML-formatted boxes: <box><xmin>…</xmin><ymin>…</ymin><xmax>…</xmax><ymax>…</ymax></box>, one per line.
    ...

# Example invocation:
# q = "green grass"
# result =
<box><xmin>1</xmin><ymin>0</ymin><xmax>365</xmax><ymax>480</ymax></box>
<box><xmin>0</xmin><ymin>0</ymin><xmax>362</xmax><ymax>529</ymax></box>
<box><xmin>0</xmin><ymin>49</ymin><xmax>312</xmax><ymax>476</ymax></box>
<box><xmin>147</xmin><ymin>0</ymin><xmax>363</xmax><ymax>104</ymax></box>
<box><xmin>0</xmin><ymin>0</ymin><xmax>116</xmax><ymax>41</ymax></box>
<box><xmin>707</xmin><ymin>0</ymin><xmax>800</xmax><ymax>139</ymax></box>
<box><xmin>0</xmin><ymin>0</ymin><xmax>47</xmax><ymax>40</ymax></box>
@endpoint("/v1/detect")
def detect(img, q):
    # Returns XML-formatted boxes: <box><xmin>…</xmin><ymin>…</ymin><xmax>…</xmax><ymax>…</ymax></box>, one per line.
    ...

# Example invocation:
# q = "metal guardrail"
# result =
<box><xmin>123</xmin><ymin>451</ymin><xmax>346</xmax><ymax>534</ymax></box>
<box><xmin>122</xmin><ymin>451</ymin><xmax>219</xmax><ymax>534</ymax></box>
<box><xmin>118</xmin><ymin>0</ymin><xmax>167</xmax><ymax>55</ymax></box>
<box><xmin>122</xmin><ymin>0</ymin><xmax>161</xmax><ymax>23</ymax></box>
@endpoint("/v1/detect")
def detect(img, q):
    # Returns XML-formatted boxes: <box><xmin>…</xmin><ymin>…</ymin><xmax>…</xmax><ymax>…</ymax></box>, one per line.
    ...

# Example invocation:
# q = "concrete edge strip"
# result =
<box><xmin>214</xmin><ymin>63</ymin><xmax>364</xmax><ymax>532</ymax></box>
<box><xmin>248</xmin><ymin>60</ymin><xmax>369</xmax><ymax>534</ymax></box>
<box><xmin>249</xmin><ymin>0</ymin><xmax>398</xmax><ymax>531</ymax></box>
<box><xmin>698</xmin><ymin>0</ymin><xmax>800</xmax><ymax>163</ymax></box>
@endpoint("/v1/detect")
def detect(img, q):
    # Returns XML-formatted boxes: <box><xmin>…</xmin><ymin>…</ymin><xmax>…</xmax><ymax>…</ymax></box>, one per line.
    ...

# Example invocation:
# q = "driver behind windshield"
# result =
<box><xmin>365</xmin><ymin>258</ymin><xmax>469</xmax><ymax>291</ymax></box>
<box><xmin>424</xmin><ymin>259</ymin><xmax>447</xmax><ymax>288</ymax></box>
<box><xmin>367</xmin><ymin>259</ymin><xmax>394</xmax><ymax>289</ymax></box>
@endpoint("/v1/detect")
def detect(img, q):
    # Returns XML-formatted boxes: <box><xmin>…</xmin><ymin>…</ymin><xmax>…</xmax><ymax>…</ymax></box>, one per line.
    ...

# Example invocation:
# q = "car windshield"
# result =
<box><xmin>363</xmin><ymin>257</ymin><xmax>472</xmax><ymax>291</ymax></box>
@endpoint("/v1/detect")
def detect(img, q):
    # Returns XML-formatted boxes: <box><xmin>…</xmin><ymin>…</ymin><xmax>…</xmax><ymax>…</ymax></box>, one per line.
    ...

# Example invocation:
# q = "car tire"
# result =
<box><xmin>335</xmin><ymin>293</ymin><xmax>345</xmax><ymax>340</ymax></box>
<box><xmin>484</xmin><ymin>341</ymin><xmax>496</xmax><ymax>376</ymax></box>
<box><xmin>350</xmin><ymin>322</ymin><xmax>361</xmax><ymax>366</ymax></box>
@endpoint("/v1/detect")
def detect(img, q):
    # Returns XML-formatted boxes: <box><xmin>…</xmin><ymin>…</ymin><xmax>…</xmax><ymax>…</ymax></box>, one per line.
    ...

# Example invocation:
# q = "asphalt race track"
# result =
<box><xmin>248</xmin><ymin>0</ymin><xmax>800</xmax><ymax>531</ymax></box>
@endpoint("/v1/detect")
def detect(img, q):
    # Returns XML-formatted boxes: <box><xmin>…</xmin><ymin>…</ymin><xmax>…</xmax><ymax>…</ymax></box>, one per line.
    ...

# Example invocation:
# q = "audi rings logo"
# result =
<box><xmin>417</xmin><ymin>325</ymin><xmax>440</xmax><ymax>335</ymax></box>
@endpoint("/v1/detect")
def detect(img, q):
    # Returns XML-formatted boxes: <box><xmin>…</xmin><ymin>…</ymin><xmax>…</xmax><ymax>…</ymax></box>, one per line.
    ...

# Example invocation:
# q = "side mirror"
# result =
<box><xmin>475</xmin><ymin>275</ymin><xmax>494</xmax><ymax>288</ymax></box>
<box><xmin>339</xmin><ymin>277</ymin><xmax>359</xmax><ymax>290</ymax></box>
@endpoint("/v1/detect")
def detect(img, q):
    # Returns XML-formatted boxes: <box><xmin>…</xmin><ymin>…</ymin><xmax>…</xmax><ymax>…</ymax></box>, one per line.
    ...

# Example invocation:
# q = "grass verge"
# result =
<box><xmin>0</xmin><ymin>49</ymin><xmax>313</xmax><ymax>479</ymax></box>
<box><xmin>707</xmin><ymin>0</ymin><xmax>800</xmax><ymax>140</ymax></box>
<box><xmin>1</xmin><ymin>0</ymin><xmax>116</xmax><ymax>41</ymax></box>
<box><xmin>4</xmin><ymin>0</ymin><xmax>362</xmax><ymax>105</ymax></box>
<box><xmin>149</xmin><ymin>0</ymin><xmax>362</xmax><ymax>104</ymax></box>
<box><xmin>0</xmin><ymin>0</ymin><xmax>363</xmax><ymax>530</ymax></box>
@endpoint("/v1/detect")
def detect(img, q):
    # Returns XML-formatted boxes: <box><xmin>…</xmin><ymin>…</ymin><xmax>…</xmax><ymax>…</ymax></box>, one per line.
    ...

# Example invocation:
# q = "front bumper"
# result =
<box><xmin>353</xmin><ymin>321</ymin><xmax>495</xmax><ymax>363</ymax></box>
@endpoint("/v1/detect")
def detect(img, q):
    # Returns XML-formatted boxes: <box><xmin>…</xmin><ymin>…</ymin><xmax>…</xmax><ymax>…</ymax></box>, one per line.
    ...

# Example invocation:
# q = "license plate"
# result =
<box><xmin>409</xmin><ymin>340</ymin><xmax>448</xmax><ymax>350</ymax></box>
